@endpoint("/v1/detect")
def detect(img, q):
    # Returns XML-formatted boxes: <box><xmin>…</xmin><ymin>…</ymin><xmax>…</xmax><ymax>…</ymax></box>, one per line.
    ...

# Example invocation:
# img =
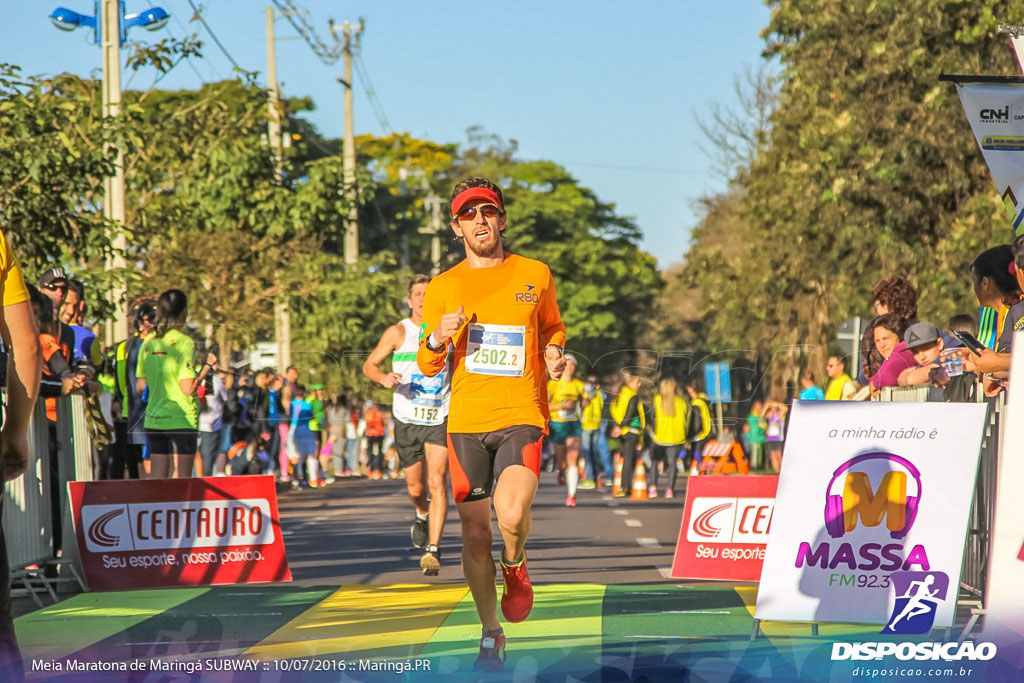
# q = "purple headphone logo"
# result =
<box><xmin>824</xmin><ymin>452</ymin><xmax>922</xmax><ymax>540</ymax></box>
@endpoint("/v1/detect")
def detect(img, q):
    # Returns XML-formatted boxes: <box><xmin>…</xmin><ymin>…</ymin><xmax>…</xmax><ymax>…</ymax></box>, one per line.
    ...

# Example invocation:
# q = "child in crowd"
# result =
<box><xmin>897</xmin><ymin>322</ymin><xmax>946</xmax><ymax>387</ymax></box>
<box><xmin>764</xmin><ymin>401</ymin><xmax>787</xmax><ymax>473</ymax></box>
<box><xmin>225</xmin><ymin>431</ymin><xmax>272</xmax><ymax>476</ymax></box>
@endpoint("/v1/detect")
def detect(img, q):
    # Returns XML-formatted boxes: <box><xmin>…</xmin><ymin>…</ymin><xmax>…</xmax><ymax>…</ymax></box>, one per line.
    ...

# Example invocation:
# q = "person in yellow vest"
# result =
<box><xmin>580</xmin><ymin>374</ymin><xmax>612</xmax><ymax>489</ymax></box>
<box><xmin>610</xmin><ymin>369</ymin><xmax>645</xmax><ymax>498</ymax></box>
<box><xmin>547</xmin><ymin>355</ymin><xmax>586</xmax><ymax>507</ymax></box>
<box><xmin>684</xmin><ymin>379</ymin><xmax>714</xmax><ymax>473</ymax></box>
<box><xmin>824</xmin><ymin>356</ymin><xmax>857</xmax><ymax>400</ymax></box>
<box><xmin>110</xmin><ymin>299</ymin><xmax>156</xmax><ymax>479</ymax></box>
<box><xmin>648</xmin><ymin>377</ymin><xmax>688</xmax><ymax>498</ymax></box>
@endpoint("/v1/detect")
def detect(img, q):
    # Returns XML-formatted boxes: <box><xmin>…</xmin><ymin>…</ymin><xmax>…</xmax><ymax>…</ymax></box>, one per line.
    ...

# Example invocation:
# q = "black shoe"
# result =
<box><xmin>473</xmin><ymin>633</ymin><xmax>506</xmax><ymax>672</ymax></box>
<box><xmin>411</xmin><ymin>516</ymin><xmax>428</xmax><ymax>548</ymax></box>
<box><xmin>420</xmin><ymin>544</ymin><xmax>440</xmax><ymax>576</ymax></box>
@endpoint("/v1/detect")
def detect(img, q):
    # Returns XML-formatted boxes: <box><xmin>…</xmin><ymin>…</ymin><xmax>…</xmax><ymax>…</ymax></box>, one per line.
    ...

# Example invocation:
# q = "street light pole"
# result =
<box><xmin>101</xmin><ymin>0</ymin><xmax>128</xmax><ymax>346</ymax></box>
<box><xmin>49</xmin><ymin>0</ymin><xmax>170</xmax><ymax>345</ymax></box>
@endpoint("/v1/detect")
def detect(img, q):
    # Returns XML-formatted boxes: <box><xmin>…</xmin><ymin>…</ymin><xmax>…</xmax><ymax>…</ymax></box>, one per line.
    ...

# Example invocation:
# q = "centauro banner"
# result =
<box><xmin>754</xmin><ymin>401</ymin><xmax>986</xmax><ymax>627</ymax></box>
<box><xmin>69</xmin><ymin>475</ymin><xmax>292</xmax><ymax>590</ymax></box>
<box><xmin>954</xmin><ymin>79</ymin><xmax>1024</xmax><ymax>236</ymax></box>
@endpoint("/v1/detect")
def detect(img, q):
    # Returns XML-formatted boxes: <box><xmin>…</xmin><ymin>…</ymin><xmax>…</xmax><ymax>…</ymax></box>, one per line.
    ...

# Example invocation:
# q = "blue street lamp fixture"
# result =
<box><xmin>49</xmin><ymin>2</ymin><xmax>169</xmax><ymax>45</ymax></box>
<box><xmin>47</xmin><ymin>0</ymin><xmax>170</xmax><ymax>344</ymax></box>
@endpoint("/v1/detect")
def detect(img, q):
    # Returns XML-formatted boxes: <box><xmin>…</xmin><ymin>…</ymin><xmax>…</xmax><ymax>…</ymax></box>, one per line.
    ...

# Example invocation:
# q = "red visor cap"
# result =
<box><xmin>450</xmin><ymin>187</ymin><xmax>503</xmax><ymax>218</ymax></box>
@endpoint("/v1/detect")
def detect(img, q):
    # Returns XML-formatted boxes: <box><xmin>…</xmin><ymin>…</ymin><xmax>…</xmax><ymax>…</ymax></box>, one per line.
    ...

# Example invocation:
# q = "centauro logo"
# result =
<box><xmin>686</xmin><ymin>497</ymin><xmax>773</xmax><ymax>544</ymax></box>
<box><xmin>514</xmin><ymin>284</ymin><xmax>539</xmax><ymax>304</ymax></box>
<box><xmin>80</xmin><ymin>500</ymin><xmax>275</xmax><ymax>553</ymax></box>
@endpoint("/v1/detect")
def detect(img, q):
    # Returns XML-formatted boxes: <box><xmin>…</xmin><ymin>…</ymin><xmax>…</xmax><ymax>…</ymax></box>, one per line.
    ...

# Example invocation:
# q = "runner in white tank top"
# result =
<box><xmin>362</xmin><ymin>275</ymin><xmax>451</xmax><ymax>576</ymax></box>
<box><xmin>391</xmin><ymin>318</ymin><xmax>451</xmax><ymax>426</ymax></box>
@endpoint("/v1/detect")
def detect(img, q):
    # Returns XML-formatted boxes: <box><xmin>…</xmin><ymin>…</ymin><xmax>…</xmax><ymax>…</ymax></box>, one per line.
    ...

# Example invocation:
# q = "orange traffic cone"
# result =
<box><xmin>612</xmin><ymin>454</ymin><xmax>624</xmax><ymax>496</ymax></box>
<box><xmin>630</xmin><ymin>459</ymin><xmax>649</xmax><ymax>501</ymax></box>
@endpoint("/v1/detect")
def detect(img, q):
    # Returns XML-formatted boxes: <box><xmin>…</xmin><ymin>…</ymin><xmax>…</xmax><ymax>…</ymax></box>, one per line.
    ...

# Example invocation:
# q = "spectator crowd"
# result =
<box><xmin>12</xmin><ymin>234</ymin><xmax>1024</xmax><ymax>494</ymax></box>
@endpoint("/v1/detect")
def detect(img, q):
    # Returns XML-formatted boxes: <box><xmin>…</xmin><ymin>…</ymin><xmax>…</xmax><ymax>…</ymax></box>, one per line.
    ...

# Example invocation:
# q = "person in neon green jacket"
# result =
<box><xmin>684</xmin><ymin>379</ymin><xmax>714</xmax><ymax>473</ymax></box>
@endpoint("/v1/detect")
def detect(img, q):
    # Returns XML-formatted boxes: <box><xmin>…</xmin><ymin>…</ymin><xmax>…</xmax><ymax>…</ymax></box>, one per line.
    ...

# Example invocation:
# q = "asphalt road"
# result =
<box><xmin>277</xmin><ymin>467</ymin><xmax>694</xmax><ymax>587</ymax></box>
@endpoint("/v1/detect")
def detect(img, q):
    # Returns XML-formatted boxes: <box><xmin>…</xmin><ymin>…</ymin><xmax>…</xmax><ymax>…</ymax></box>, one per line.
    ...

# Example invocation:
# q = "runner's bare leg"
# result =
<box><xmin>458</xmin><ymin>498</ymin><xmax>500</xmax><ymax>630</ymax></box>
<box><xmin>403</xmin><ymin>460</ymin><xmax>429</xmax><ymax>517</ymax></box>
<box><xmin>493</xmin><ymin>465</ymin><xmax>539</xmax><ymax>563</ymax></box>
<box><xmin>424</xmin><ymin>443</ymin><xmax>448</xmax><ymax>545</ymax></box>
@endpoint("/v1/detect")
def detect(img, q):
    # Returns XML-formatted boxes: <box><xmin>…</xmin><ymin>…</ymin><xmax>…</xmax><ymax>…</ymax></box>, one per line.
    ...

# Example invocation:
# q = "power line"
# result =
<box><xmin>164</xmin><ymin>0</ymin><xmax>217</xmax><ymax>82</ymax></box>
<box><xmin>353</xmin><ymin>55</ymin><xmax>391</xmax><ymax>134</ymax></box>
<box><xmin>184</xmin><ymin>0</ymin><xmax>245</xmax><ymax>72</ymax></box>
<box><xmin>269</xmin><ymin>0</ymin><xmax>343</xmax><ymax>64</ymax></box>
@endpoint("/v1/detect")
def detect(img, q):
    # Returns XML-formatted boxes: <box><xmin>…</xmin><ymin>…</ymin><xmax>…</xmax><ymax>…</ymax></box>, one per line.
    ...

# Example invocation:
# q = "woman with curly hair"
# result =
<box><xmin>859</xmin><ymin>276</ymin><xmax>918</xmax><ymax>383</ymax></box>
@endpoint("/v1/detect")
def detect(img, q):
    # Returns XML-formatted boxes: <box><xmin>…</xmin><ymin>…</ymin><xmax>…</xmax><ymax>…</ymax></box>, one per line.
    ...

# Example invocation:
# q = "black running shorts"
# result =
<box><xmin>447</xmin><ymin>425</ymin><xmax>544</xmax><ymax>503</ymax></box>
<box><xmin>146</xmin><ymin>429</ymin><xmax>198</xmax><ymax>457</ymax></box>
<box><xmin>394</xmin><ymin>419</ymin><xmax>448</xmax><ymax>468</ymax></box>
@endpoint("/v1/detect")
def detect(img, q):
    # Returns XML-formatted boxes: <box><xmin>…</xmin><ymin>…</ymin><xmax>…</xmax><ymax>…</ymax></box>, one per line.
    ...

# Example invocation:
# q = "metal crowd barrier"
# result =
<box><xmin>876</xmin><ymin>383</ymin><xmax>1001</xmax><ymax>603</ymax></box>
<box><xmin>4</xmin><ymin>400</ymin><xmax>53</xmax><ymax>571</ymax></box>
<box><xmin>5</xmin><ymin>395</ymin><xmax>92</xmax><ymax>605</ymax></box>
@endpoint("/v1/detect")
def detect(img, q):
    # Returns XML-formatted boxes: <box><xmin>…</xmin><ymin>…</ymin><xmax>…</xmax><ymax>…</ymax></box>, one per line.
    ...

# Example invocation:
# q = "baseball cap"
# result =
<box><xmin>904</xmin><ymin>322</ymin><xmax>940</xmax><ymax>349</ymax></box>
<box><xmin>39</xmin><ymin>267</ymin><xmax>68</xmax><ymax>288</ymax></box>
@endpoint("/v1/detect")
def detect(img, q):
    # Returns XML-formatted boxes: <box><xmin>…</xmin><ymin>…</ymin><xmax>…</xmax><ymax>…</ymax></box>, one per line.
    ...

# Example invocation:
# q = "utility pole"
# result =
<box><xmin>338</xmin><ymin>19</ymin><xmax>363</xmax><ymax>265</ymax></box>
<box><xmin>266</xmin><ymin>6</ymin><xmax>284</xmax><ymax>176</ymax></box>
<box><xmin>420</xmin><ymin>195</ymin><xmax>443</xmax><ymax>276</ymax></box>
<box><xmin>266</xmin><ymin>5</ymin><xmax>291</xmax><ymax>372</ymax></box>
<box><xmin>101</xmin><ymin>0</ymin><xmax>128</xmax><ymax>346</ymax></box>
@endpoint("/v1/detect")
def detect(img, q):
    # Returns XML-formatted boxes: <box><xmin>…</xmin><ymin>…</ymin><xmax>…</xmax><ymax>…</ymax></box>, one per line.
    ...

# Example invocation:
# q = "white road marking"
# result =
<box><xmin>657</xmin><ymin>566</ymin><xmax>673</xmax><ymax>578</ymax></box>
<box><xmin>613</xmin><ymin>510</ymin><xmax>629</xmax><ymax>516</ymax></box>
<box><xmin>622</xmin><ymin>610</ymin><xmax>731</xmax><ymax>615</ymax></box>
<box><xmin>636</xmin><ymin>537</ymin><xmax>660</xmax><ymax>548</ymax></box>
<box><xmin>625</xmin><ymin>519</ymin><xmax>643</xmax><ymax>527</ymax></box>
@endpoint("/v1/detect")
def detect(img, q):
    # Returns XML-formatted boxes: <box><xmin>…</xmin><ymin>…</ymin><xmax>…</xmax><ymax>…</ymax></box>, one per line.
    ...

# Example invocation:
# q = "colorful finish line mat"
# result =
<box><xmin>15</xmin><ymin>584</ymin><xmax>1002</xmax><ymax>681</ymax></box>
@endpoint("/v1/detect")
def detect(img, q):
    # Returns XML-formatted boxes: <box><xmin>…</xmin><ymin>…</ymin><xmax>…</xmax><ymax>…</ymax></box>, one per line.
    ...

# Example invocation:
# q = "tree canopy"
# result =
<box><xmin>679</xmin><ymin>0</ymin><xmax>1024</xmax><ymax>398</ymax></box>
<box><xmin>0</xmin><ymin>62</ymin><xmax>659</xmax><ymax>390</ymax></box>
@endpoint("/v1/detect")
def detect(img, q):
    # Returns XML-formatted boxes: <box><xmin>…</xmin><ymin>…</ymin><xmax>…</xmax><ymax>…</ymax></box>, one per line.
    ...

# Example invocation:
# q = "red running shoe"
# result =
<box><xmin>500</xmin><ymin>550</ymin><xmax>534</xmax><ymax>623</ymax></box>
<box><xmin>556</xmin><ymin>470</ymin><xmax>565</xmax><ymax>487</ymax></box>
<box><xmin>565</xmin><ymin>495</ymin><xmax>576</xmax><ymax>508</ymax></box>
<box><xmin>473</xmin><ymin>633</ymin><xmax>506</xmax><ymax>671</ymax></box>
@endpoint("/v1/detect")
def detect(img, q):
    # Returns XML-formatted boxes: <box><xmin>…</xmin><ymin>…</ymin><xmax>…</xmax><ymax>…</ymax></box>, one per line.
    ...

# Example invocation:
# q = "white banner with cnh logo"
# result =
<box><xmin>955</xmin><ymin>81</ymin><xmax>1024</xmax><ymax>236</ymax></box>
<box><xmin>983</xmin><ymin>332</ymin><xmax>1024</xmax><ymax>641</ymax></box>
<box><xmin>754</xmin><ymin>401</ymin><xmax>987</xmax><ymax>627</ymax></box>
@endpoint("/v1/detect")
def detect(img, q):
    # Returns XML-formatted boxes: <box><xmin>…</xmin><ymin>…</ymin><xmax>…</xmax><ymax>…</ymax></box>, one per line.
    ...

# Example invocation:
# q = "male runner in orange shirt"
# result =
<box><xmin>417</xmin><ymin>177</ymin><xmax>566</xmax><ymax>672</ymax></box>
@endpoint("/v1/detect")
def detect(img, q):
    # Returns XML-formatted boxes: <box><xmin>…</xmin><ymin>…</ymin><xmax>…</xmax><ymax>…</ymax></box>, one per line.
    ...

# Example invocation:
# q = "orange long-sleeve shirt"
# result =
<box><xmin>417</xmin><ymin>253</ymin><xmax>567</xmax><ymax>434</ymax></box>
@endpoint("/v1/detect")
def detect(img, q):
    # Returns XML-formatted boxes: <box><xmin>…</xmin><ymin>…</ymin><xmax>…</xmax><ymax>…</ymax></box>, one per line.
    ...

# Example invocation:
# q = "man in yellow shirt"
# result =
<box><xmin>418</xmin><ymin>177</ymin><xmax>566</xmax><ymax>671</ymax></box>
<box><xmin>0</xmin><ymin>229</ymin><xmax>42</xmax><ymax>681</ymax></box>
<box><xmin>824</xmin><ymin>356</ymin><xmax>857</xmax><ymax>400</ymax></box>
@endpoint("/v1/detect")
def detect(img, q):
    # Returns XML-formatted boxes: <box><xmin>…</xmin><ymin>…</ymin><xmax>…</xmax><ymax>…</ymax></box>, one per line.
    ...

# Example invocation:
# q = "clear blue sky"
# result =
<box><xmin>0</xmin><ymin>0</ymin><xmax>772</xmax><ymax>268</ymax></box>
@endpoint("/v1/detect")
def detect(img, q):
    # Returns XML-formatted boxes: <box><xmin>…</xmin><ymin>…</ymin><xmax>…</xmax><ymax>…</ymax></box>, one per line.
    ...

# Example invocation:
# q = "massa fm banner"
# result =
<box><xmin>755</xmin><ymin>401</ymin><xmax>986</xmax><ymax>628</ymax></box>
<box><xmin>953</xmin><ymin>79</ymin><xmax>1024</xmax><ymax>236</ymax></box>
